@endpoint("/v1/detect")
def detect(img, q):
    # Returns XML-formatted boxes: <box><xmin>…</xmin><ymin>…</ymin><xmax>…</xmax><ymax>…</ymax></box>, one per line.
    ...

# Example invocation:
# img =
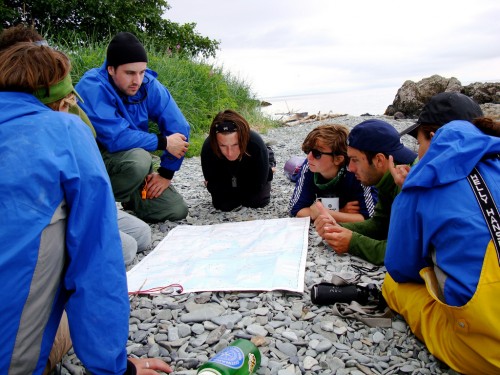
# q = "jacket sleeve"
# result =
<box><xmin>347</xmin><ymin>233</ymin><xmax>386</xmax><ymax>265</ymax></box>
<box><xmin>354</xmin><ymin>185</ymin><xmax>378</xmax><ymax>220</ymax></box>
<box><xmin>62</xmin><ymin>119</ymin><xmax>130</xmax><ymax>374</ymax></box>
<box><xmin>256</xmin><ymin>132</ymin><xmax>271</xmax><ymax>185</ymax></box>
<box><xmin>146</xmin><ymin>77</ymin><xmax>190</xmax><ymax>173</ymax></box>
<box><xmin>385</xmin><ymin>192</ymin><xmax>429</xmax><ymax>283</ymax></box>
<box><xmin>288</xmin><ymin>161</ymin><xmax>315</xmax><ymax>217</ymax></box>
<box><xmin>341</xmin><ymin>202</ymin><xmax>390</xmax><ymax>240</ymax></box>
<box><xmin>341</xmin><ymin>190</ymin><xmax>391</xmax><ymax>265</ymax></box>
<box><xmin>76</xmin><ymin>68</ymin><xmax>159</xmax><ymax>154</ymax></box>
<box><xmin>201</xmin><ymin>136</ymin><xmax>221</xmax><ymax>189</ymax></box>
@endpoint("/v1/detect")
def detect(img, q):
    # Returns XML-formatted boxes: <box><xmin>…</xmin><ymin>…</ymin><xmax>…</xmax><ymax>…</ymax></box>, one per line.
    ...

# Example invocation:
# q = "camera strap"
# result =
<box><xmin>466</xmin><ymin>166</ymin><xmax>500</xmax><ymax>266</ymax></box>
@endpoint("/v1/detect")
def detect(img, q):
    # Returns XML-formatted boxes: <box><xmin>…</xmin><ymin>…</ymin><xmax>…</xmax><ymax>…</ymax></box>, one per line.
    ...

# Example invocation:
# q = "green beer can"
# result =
<box><xmin>197</xmin><ymin>338</ymin><xmax>261</xmax><ymax>375</ymax></box>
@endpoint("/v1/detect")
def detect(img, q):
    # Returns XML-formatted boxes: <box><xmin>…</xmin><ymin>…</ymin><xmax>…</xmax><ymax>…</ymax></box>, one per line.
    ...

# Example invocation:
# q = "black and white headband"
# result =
<box><xmin>215</xmin><ymin>121</ymin><xmax>238</xmax><ymax>133</ymax></box>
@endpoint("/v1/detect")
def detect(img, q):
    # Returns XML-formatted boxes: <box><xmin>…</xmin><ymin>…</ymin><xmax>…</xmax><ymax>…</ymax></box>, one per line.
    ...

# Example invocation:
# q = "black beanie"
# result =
<box><xmin>106</xmin><ymin>32</ymin><xmax>148</xmax><ymax>67</ymax></box>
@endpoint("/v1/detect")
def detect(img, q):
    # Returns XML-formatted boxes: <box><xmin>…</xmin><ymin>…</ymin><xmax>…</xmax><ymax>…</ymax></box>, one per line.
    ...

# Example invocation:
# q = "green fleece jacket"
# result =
<box><xmin>341</xmin><ymin>170</ymin><xmax>401</xmax><ymax>265</ymax></box>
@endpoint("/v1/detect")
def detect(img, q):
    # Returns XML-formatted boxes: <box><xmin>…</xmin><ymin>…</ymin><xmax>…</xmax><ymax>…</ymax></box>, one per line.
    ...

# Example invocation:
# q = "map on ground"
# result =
<box><xmin>127</xmin><ymin>217</ymin><xmax>310</xmax><ymax>295</ymax></box>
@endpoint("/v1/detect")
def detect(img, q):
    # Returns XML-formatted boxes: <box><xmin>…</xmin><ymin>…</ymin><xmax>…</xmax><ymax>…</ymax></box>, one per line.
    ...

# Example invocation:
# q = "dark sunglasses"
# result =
<box><xmin>304</xmin><ymin>148</ymin><xmax>337</xmax><ymax>159</ymax></box>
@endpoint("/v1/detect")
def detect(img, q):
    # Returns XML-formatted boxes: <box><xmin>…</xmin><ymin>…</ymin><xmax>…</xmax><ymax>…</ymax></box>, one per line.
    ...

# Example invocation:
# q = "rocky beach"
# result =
<box><xmin>62</xmin><ymin>115</ymin><xmax>460</xmax><ymax>375</ymax></box>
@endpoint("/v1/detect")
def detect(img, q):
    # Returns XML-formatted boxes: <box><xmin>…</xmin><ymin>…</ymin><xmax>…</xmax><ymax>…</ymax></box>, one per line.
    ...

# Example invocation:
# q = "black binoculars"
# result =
<box><xmin>310</xmin><ymin>282</ymin><xmax>379</xmax><ymax>305</ymax></box>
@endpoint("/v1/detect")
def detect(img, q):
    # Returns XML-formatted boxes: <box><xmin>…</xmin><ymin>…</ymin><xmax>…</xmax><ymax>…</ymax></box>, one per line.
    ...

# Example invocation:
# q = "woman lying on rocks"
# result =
<box><xmin>201</xmin><ymin>109</ymin><xmax>275</xmax><ymax>211</ymax></box>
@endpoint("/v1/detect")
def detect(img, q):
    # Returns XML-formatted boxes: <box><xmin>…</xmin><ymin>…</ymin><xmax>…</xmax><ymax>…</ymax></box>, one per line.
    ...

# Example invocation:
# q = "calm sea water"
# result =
<box><xmin>260</xmin><ymin>86</ymin><xmax>399</xmax><ymax>117</ymax></box>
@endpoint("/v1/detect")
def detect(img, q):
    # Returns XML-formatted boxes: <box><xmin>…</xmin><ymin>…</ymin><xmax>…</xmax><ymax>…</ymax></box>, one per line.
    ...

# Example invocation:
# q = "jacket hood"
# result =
<box><xmin>403</xmin><ymin>120</ymin><xmax>500</xmax><ymax>189</ymax></box>
<box><xmin>0</xmin><ymin>92</ymin><xmax>47</xmax><ymax>124</ymax></box>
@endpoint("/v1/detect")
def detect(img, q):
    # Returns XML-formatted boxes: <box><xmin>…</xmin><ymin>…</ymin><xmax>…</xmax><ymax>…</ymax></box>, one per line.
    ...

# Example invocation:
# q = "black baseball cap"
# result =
<box><xmin>400</xmin><ymin>92</ymin><xmax>483</xmax><ymax>138</ymax></box>
<box><xmin>348</xmin><ymin>119</ymin><xmax>417</xmax><ymax>164</ymax></box>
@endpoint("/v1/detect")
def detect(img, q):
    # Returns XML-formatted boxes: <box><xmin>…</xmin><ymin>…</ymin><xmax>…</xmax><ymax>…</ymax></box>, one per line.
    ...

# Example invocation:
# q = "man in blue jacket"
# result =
<box><xmin>384</xmin><ymin>92</ymin><xmax>500</xmax><ymax>373</ymax></box>
<box><xmin>76</xmin><ymin>32</ymin><xmax>190</xmax><ymax>222</ymax></box>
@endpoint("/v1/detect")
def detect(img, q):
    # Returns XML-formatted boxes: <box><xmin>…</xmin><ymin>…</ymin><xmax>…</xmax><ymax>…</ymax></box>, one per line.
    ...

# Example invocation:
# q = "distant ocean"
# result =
<box><xmin>260</xmin><ymin>86</ymin><xmax>399</xmax><ymax>117</ymax></box>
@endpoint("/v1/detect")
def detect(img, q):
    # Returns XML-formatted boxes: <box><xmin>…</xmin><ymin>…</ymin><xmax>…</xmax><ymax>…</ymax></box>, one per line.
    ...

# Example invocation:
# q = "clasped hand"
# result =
<box><xmin>166</xmin><ymin>133</ymin><xmax>189</xmax><ymax>158</ymax></box>
<box><xmin>313</xmin><ymin>201</ymin><xmax>352</xmax><ymax>254</ymax></box>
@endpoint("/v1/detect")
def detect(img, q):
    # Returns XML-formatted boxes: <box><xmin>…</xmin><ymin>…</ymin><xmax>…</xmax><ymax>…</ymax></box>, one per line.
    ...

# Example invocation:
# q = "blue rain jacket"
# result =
<box><xmin>75</xmin><ymin>62</ymin><xmax>190</xmax><ymax>175</ymax></box>
<box><xmin>0</xmin><ymin>92</ymin><xmax>130</xmax><ymax>374</ymax></box>
<box><xmin>385</xmin><ymin>120</ymin><xmax>500</xmax><ymax>306</ymax></box>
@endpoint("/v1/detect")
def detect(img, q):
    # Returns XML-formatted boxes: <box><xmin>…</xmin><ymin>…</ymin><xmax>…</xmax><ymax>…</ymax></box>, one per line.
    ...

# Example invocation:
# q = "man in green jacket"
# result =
<box><xmin>314</xmin><ymin>119</ymin><xmax>417</xmax><ymax>265</ymax></box>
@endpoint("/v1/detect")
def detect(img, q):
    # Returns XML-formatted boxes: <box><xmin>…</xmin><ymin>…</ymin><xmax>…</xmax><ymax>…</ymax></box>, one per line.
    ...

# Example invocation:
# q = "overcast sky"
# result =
<box><xmin>166</xmin><ymin>0</ymin><xmax>500</xmax><ymax>99</ymax></box>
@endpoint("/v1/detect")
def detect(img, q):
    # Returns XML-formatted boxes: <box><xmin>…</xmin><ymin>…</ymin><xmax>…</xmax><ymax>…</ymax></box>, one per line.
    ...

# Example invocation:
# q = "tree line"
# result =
<box><xmin>0</xmin><ymin>0</ymin><xmax>219</xmax><ymax>58</ymax></box>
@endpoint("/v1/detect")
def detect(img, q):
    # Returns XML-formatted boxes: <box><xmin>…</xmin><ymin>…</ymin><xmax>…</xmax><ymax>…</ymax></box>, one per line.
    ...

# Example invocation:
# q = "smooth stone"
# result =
<box><xmin>326</xmin><ymin>357</ymin><xmax>345</xmax><ymax>371</ymax></box>
<box><xmin>211</xmin><ymin>313</ymin><xmax>242</xmax><ymax>326</ymax></box>
<box><xmin>334</xmin><ymin>326</ymin><xmax>348</xmax><ymax>335</ymax></box>
<box><xmin>168</xmin><ymin>326</ymin><xmax>179</xmax><ymax>341</ymax></box>
<box><xmin>315</xmin><ymin>340</ymin><xmax>332</xmax><ymax>353</ymax></box>
<box><xmin>303</xmin><ymin>356</ymin><xmax>319</xmax><ymax>370</ymax></box>
<box><xmin>178</xmin><ymin>323</ymin><xmax>192</xmax><ymax>338</ymax></box>
<box><xmin>180</xmin><ymin>304</ymin><xmax>225</xmax><ymax>323</ymax></box>
<box><xmin>276</xmin><ymin>341</ymin><xmax>298</xmax><ymax>357</ymax></box>
<box><xmin>392</xmin><ymin>320</ymin><xmax>408</xmax><ymax>333</ymax></box>
<box><xmin>351</xmin><ymin>340</ymin><xmax>363</xmax><ymax>350</ymax></box>
<box><xmin>155</xmin><ymin>310</ymin><xmax>173</xmax><ymax>321</ymax></box>
<box><xmin>333</xmin><ymin>342</ymin><xmax>351</xmax><ymax>351</ymax></box>
<box><xmin>130</xmin><ymin>309</ymin><xmax>152</xmax><ymax>321</ymax></box>
<box><xmin>291</xmin><ymin>302</ymin><xmax>303</xmax><ymax>319</ymax></box>
<box><xmin>148</xmin><ymin>343</ymin><xmax>160</xmax><ymax>357</ymax></box>
<box><xmin>190</xmin><ymin>333</ymin><xmax>208</xmax><ymax>348</ymax></box>
<box><xmin>246</xmin><ymin>324</ymin><xmax>268</xmax><ymax>337</ymax></box>
<box><xmin>281</xmin><ymin>330</ymin><xmax>298</xmax><ymax>341</ymax></box>
<box><xmin>401</xmin><ymin>364</ymin><xmax>417</xmax><ymax>372</ymax></box>
<box><xmin>191</xmin><ymin>323</ymin><xmax>205</xmax><ymax>335</ymax></box>
<box><xmin>320</xmin><ymin>321</ymin><xmax>334</xmax><ymax>332</ymax></box>
<box><xmin>254</xmin><ymin>307</ymin><xmax>269</xmax><ymax>315</ymax></box>
<box><xmin>205</xmin><ymin>324</ymin><xmax>227</xmax><ymax>345</ymax></box>
<box><xmin>348</xmin><ymin>349</ymin><xmax>371</xmax><ymax>364</ymax></box>
<box><xmin>131</xmin><ymin>330</ymin><xmax>148</xmax><ymax>343</ymax></box>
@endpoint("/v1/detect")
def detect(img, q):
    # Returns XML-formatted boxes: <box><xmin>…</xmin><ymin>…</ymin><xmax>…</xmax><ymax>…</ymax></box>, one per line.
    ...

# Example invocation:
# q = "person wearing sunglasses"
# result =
<box><xmin>289</xmin><ymin>124</ymin><xmax>378</xmax><ymax>223</ymax></box>
<box><xmin>314</xmin><ymin>119</ymin><xmax>417</xmax><ymax>265</ymax></box>
<box><xmin>201</xmin><ymin>109</ymin><xmax>274</xmax><ymax>211</ymax></box>
<box><xmin>75</xmin><ymin>32</ymin><xmax>190</xmax><ymax>223</ymax></box>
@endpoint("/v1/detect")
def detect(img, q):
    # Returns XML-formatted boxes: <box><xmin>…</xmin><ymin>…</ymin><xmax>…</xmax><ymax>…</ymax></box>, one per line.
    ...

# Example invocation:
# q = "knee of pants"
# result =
<box><xmin>120</xmin><ymin>231</ymin><xmax>138</xmax><ymax>265</ymax></box>
<box><xmin>123</xmin><ymin>149</ymin><xmax>153</xmax><ymax>181</ymax></box>
<box><xmin>132</xmin><ymin>186</ymin><xmax>189</xmax><ymax>222</ymax></box>
<box><xmin>159</xmin><ymin>199</ymin><xmax>189</xmax><ymax>222</ymax></box>
<box><xmin>135</xmin><ymin>222</ymin><xmax>152</xmax><ymax>252</ymax></box>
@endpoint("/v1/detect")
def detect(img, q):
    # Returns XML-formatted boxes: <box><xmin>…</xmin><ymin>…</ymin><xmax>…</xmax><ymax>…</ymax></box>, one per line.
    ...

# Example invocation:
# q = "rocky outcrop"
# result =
<box><xmin>462</xmin><ymin>82</ymin><xmax>500</xmax><ymax>104</ymax></box>
<box><xmin>385</xmin><ymin>75</ymin><xmax>500</xmax><ymax>119</ymax></box>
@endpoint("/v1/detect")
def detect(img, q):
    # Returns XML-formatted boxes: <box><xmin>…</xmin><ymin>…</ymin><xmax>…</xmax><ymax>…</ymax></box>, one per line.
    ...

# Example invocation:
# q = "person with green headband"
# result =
<box><xmin>0</xmin><ymin>41</ymin><xmax>171</xmax><ymax>374</ymax></box>
<box><xmin>0</xmin><ymin>24</ymin><xmax>153</xmax><ymax>268</ymax></box>
<box><xmin>289</xmin><ymin>124</ymin><xmax>378</xmax><ymax>222</ymax></box>
<box><xmin>0</xmin><ymin>25</ymin><xmax>96</xmax><ymax>137</ymax></box>
<box><xmin>34</xmin><ymin>73</ymin><xmax>96</xmax><ymax>137</ymax></box>
<box><xmin>34</xmin><ymin>72</ymin><xmax>152</xmax><ymax>267</ymax></box>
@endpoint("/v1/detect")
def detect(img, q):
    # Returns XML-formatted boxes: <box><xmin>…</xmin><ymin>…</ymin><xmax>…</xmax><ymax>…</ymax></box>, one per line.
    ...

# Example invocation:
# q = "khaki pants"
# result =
<box><xmin>43</xmin><ymin>312</ymin><xmax>72</xmax><ymax>375</ymax></box>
